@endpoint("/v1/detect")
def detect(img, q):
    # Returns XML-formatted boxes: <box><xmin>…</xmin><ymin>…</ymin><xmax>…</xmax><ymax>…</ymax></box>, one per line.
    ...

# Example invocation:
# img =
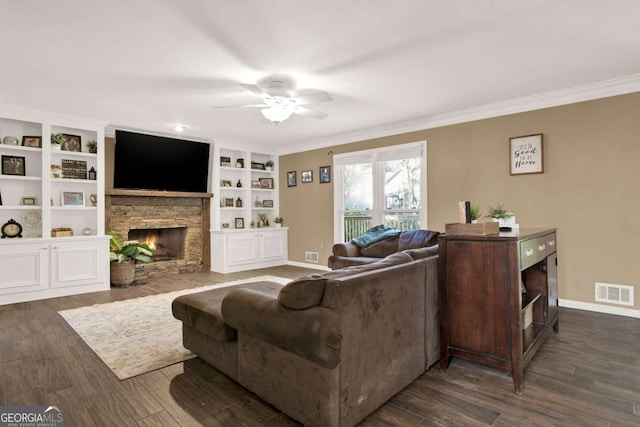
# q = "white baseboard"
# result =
<box><xmin>287</xmin><ymin>260</ymin><xmax>331</xmax><ymax>271</ymax></box>
<box><xmin>559</xmin><ymin>299</ymin><xmax>640</xmax><ymax>318</ymax></box>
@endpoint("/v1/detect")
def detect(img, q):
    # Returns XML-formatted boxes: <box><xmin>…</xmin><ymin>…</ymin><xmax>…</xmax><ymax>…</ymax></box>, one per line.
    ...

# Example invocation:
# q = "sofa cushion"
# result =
<box><xmin>359</xmin><ymin>236</ymin><xmax>399</xmax><ymax>257</ymax></box>
<box><xmin>278</xmin><ymin>274</ymin><xmax>328</xmax><ymax>310</ymax></box>
<box><xmin>279</xmin><ymin>252</ymin><xmax>414</xmax><ymax>310</ymax></box>
<box><xmin>402</xmin><ymin>245</ymin><xmax>439</xmax><ymax>260</ymax></box>
<box><xmin>397</xmin><ymin>229</ymin><xmax>440</xmax><ymax>251</ymax></box>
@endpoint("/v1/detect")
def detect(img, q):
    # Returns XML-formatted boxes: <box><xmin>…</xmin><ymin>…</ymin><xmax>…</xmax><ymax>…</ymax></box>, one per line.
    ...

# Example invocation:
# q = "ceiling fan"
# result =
<box><xmin>215</xmin><ymin>79</ymin><xmax>332</xmax><ymax>124</ymax></box>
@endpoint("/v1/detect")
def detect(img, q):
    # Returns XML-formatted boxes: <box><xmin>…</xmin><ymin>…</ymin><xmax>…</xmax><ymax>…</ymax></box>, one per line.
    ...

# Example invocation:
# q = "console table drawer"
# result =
<box><xmin>520</xmin><ymin>232</ymin><xmax>556</xmax><ymax>270</ymax></box>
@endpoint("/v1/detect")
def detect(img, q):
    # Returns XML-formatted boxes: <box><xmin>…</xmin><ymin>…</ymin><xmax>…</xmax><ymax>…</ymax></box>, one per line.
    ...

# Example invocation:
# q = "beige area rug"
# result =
<box><xmin>58</xmin><ymin>275</ymin><xmax>289</xmax><ymax>380</ymax></box>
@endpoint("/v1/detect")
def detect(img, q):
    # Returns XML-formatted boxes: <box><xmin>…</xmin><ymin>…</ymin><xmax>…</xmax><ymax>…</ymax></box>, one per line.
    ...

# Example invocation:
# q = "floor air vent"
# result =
<box><xmin>595</xmin><ymin>282</ymin><xmax>634</xmax><ymax>306</ymax></box>
<box><xmin>305</xmin><ymin>251</ymin><xmax>319</xmax><ymax>263</ymax></box>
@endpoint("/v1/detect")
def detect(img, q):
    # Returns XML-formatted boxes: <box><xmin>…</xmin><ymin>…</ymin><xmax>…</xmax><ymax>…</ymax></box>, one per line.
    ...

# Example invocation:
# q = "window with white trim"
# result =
<box><xmin>333</xmin><ymin>141</ymin><xmax>427</xmax><ymax>242</ymax></box>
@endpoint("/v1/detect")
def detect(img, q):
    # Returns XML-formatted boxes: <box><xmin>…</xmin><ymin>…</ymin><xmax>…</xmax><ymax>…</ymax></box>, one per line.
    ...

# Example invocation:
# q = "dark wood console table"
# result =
<box><xmin>438</xmin><ymin>228</ymin><xmax>559</xmax><ymax>394</ymax></box>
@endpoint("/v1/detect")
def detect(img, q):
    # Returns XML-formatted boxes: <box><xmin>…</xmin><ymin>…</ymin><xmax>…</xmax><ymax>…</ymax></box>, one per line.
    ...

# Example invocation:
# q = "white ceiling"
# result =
<box><xmin>2</xmin><ymin>1</ymin><xmax>640</xmax><ymax>153</ymax></box>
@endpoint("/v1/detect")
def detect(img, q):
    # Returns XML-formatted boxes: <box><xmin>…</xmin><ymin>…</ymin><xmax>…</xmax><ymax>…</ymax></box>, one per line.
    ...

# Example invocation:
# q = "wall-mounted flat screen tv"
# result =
<box><xmin>114</xmin><ymin>130</ymin><xmax>210</xmax><ymax>193</ymax></box>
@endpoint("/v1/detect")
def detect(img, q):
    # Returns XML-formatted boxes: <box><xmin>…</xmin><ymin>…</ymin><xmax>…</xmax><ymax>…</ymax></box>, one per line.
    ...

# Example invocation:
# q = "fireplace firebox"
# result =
<box><xmin>128</xmin><ymin>227</ymin><xmax>187</xmax><ymax>262</ymax></box>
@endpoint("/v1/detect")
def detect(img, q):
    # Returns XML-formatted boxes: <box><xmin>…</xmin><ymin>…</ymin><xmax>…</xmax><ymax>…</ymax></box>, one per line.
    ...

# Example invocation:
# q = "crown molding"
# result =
<box><xmin>0</xmin><ymin>103</ymin><xmax>109</xmax><ymax>129</ymax></box>
<box><xmin>277</xmin><ymin>73</ymin><xmax>640</xmax><ymax>155</ymax></box>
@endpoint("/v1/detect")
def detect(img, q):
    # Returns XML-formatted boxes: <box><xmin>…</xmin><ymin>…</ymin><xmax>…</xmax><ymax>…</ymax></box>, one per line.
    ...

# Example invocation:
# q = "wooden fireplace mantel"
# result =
<box><xmin>106</xmin><ymin>189</ymin><xmax>213</xmax><ymax>199</ymax></box>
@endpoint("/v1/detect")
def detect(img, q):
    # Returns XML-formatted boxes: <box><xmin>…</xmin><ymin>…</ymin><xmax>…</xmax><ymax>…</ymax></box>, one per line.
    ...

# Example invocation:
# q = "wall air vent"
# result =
<box><xmin>595</xmin><ymin>282</ymin><xmax>634</xmax><ymax>306</ymax></box>
<box><xmin>305</xmin><ymin>251</ymin><xmax>319</xmax><ymax>263</ymax></box>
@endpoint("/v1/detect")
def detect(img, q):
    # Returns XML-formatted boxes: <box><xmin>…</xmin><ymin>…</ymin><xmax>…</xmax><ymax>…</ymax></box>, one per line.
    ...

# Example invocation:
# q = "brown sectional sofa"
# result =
<box><xmin>328</xmin><ymin>228</ymin><xmax>440</xmax><ymax>269</ymax></box>
<box><xmin>172</xmin><ymin>251</ymin><xmax>439</xmax><ymax>427</ymax></box>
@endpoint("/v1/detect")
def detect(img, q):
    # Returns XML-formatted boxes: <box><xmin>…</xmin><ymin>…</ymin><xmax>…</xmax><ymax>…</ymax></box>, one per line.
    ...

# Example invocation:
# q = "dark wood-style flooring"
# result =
<box><xmin>1</xmin><ymin>266</ymin><xmax>639</xmax><ymax>426</ymax></box>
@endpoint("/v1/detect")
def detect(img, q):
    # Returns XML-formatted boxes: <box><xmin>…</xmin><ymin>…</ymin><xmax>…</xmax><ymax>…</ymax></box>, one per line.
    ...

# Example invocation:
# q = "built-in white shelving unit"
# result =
<box><xmin>0</xmin><ymin>104</ymin><xmax>109</xmax><ymax>304</ymax></box>
<box><xmin>210</xmin><ymin>145</ymin><xmax>287</xmax><ymax>273</ymax></box>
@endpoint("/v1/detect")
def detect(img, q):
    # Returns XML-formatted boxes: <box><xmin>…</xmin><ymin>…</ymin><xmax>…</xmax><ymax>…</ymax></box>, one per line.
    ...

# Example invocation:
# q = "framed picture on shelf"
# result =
<box><xmin>22</xmin><ymin>136</ymin><xmax>42</xmax><ymax>148</ymax></box>
<box><xmin>21</xmin><ymin>197</ymin><xmax>37</xmax><ymax>206</ymax></box>
<box><xmin>62</xmin><ymin>134</ymin><xmax>81</xmax><ymax>152</ymax></box>
<box><xmin>251</xmin><ymin>180</ymin><xmax>261</xmax><ymax>188</ymax></box>
<box><xmin>259</xmin><ymin>177</ymin><xmax>274</xmax><ymax>189</ymax></box>
<box><xmin>221</xmin><ymin>180</ymin><xmax>232</xmax><ymax>187</ymax></box>
<box><xmin>235</xmin><ymin>217</ymin><xmax>245</xmax><ymax>229</ymax></box>
<box><xmin>224</xmin><ymin>198</ymin><xmax>234</xmax><ymax>207</ymax></box>
<box><xmin>510</xmin><ymin>133</ymin><xmax>543</xmax><ymax>175</ymax></box>
<box><xmin>1</xmin><ymin>155</ymin><xmax>26</xmax><ymax>176</ymax></box>
<box><xmin>61</xmin><ymin>191</ymin><xmax>85</xmax><ymax>207</ymax></box>
<box><xmin>319</xmin><ymin>165</ymin><xmax>331</xmax><ymax>183</ymax></box>
<box><xmin>222</xmin><ymin>223</ymin><xmax>230</xmax><ymax>229</ymax></box>
<box><xmin>301</xmin><ymin>170</ymin><xmax>313</xmax><ymax>183</ymax></box>
<box><xmin>251</xmin><ymin>161</ymin><xmax>266</xmax><ymax>170</ymax></box>
<box><xmin>263</xmin><ymin>199</ymin><xmax>274</xmax><ymax>208</ymax></box>
<box><xmin>220</xmin><ymin>156</ymin><xmax>231</xmax><ymax>167</ymax></box>
<box><xmin>287</xmin><ymin>171</ymin><xmax>297</xmax><ymax>187</ymax></box>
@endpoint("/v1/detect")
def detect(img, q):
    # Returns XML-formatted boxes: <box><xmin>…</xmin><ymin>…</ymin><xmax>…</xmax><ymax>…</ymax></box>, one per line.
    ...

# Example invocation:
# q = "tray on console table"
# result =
<box><xmin>438</xmin><ymin>228</ymin><xmax>559</xmax><ymax>394</ymax></box>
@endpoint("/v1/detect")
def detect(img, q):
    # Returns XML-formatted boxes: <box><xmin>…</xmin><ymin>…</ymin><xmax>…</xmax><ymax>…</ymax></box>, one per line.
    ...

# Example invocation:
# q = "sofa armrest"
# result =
<box><xmin>221</xmin><ymin>289</ymin><xmax>341</xmax><ymax>368</ymax></box>
<box><xmin>331</xmin><ymin>242</ymin><xmax>360</xmax><ymax>257</ymax></box>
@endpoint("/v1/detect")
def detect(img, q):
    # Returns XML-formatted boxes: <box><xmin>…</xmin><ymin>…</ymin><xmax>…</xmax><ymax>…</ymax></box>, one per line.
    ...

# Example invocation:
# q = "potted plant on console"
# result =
<box><xmin>108</xmin><ymin>232</ymin><xmax>155</xmax><ymax>286</ymax></box>
<box><xmin>487</xmin><ymin>203</ymin><xmax>516</xmax><ymax>228</ymax></box>
<box><xmin>274</xmin><ymin>216</ymin><xmax>283</xmax><ymax>227</ymax></box>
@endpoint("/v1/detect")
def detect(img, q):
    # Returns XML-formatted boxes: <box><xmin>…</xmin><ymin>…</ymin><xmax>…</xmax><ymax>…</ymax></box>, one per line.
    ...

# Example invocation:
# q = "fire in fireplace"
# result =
<box><xmin>128</xmin><ymin>227</ymin><xmax>187</xmax><ymax>262</ymax></box>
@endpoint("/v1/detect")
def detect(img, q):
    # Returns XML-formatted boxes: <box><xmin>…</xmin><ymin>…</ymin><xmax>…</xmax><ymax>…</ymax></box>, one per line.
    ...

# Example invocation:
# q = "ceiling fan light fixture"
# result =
<box><xmin>260</xmin><ymin>97</ymin><xmax>296</xmax><ymax>123</ymax></box>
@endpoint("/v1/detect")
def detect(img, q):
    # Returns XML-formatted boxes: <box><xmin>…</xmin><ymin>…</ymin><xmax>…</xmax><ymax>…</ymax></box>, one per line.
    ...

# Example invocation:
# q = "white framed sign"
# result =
<box><xmin>510</xmin><ymin>134</ymin><xmax>543</xmax><ymax>175</ymax></box>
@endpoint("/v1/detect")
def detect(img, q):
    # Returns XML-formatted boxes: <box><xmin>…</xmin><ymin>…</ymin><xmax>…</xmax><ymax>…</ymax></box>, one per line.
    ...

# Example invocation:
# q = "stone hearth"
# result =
<box><xmin>106</xmin><ymin>189</ymin><xmax>212</xmax><ymax>279</ymax></box>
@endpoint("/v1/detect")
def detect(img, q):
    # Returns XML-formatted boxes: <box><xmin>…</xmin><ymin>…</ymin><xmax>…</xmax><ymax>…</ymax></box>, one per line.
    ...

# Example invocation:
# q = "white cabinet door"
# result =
<box><xmin>227</xmin><ymin>233</ymin><xmax>260</xmax><ymax>266</ymax></box>
<box><xmin>0</xmin><ymin>243</ymin><xmax>48</xmax><ymax>296</ymax></box>
<box><xmin>50</xmin><ymin>239</ymin><xmax>107</xmax><ymax>289</ymax></box>
<box><xmin>260</xmin><ymin>230</ymin><xmax>287</xmax><ymax>262</ymax></box>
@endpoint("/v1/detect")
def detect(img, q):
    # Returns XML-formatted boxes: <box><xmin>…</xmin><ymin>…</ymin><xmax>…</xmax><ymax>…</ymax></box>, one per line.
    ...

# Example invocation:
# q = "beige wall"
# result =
<box><xmin>280</xmin><ymin>92</ymin><xmax>640</xmax><ymax>310</ymax></box>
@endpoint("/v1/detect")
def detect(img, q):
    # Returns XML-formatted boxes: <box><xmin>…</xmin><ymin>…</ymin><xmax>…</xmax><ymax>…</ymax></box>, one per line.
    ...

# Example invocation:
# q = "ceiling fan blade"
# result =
<box><xmin>212</xmin><ymin>103</ymin><xmax>267</xmax><ymax>109</ymax></box>
<box><xmin>295</xmin><ymin>106</ymin><xmax>328</xmax><ymax>120</ymax></box>
<box><xmin>292</xmin><ymin>91</ymin><xmax>332</xmax><ymax>105</ymax></box>
<box><xmin>240</xmin><ymin>83</ymin><xmax>267</xmax><ymax>97</ymax></box>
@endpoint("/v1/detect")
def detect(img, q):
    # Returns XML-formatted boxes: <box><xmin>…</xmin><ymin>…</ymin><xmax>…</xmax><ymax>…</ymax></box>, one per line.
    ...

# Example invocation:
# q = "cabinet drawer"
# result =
<box><xmin>520</xmin><ymin>232</ymin><xmax>556</xmax><ymax>270</ymax></box>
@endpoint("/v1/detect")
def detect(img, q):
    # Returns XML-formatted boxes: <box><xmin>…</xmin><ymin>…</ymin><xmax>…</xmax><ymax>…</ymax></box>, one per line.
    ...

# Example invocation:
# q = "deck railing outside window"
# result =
<box><xmin>343</xmin><ymin>214</ymin><xmax>420</xmax><ymax>241</ymax></box>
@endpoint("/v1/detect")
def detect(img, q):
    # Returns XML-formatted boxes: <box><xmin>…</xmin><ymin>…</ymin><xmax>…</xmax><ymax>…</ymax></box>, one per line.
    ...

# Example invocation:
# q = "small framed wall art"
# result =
<box><xmin>301</xmin><ymin>170</ymin><xmax>313</xmax><ymax>183</ymax></box>
<box><xmin>510</xmin><ymin>133</ymin><xmax>543</xmax><ymax>175</ymax></box>
<box><xmin>259</xmin><ymin>178</ymin><xmax>274</xmax><ymax>189</ymax></box>
<box><xmin>287</xmin><ymin>171</ymin><xmax>297</xmax><ymax>187</ymax></box>
<box><xmin>1</xmin><ymin>155</ymin><xmax>26</xmax><ymax>176</ymax></box>
<box><xmin>319</xmin><ymin>165</ymin><xmax>331</xmax><ymax>183</ymax></box>
<box><xmin>21</xmin><ymin>196</ymin><xmax>37</xmax><ymax>206</ymax></box>
<box><xmin>61</xmin><ymin>191</ymin><xmax>85</xmax><ymax>207</ymax></box>
<box><xmin>62</xmin><ymin>134</ymin><xmax>81</xmax><ymax>152</ymax></box>
<box><xmin>22</xmin><ymin>136</ymin><xmax>42</xmax><ymax>148</ymax></box>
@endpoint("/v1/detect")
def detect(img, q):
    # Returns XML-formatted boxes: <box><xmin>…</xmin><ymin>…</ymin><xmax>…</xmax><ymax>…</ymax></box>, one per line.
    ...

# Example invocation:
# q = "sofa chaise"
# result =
<box><xmin>172</xmin><ymin>251</ymin><xmax>439</xmax><ymax>426</ymax></box>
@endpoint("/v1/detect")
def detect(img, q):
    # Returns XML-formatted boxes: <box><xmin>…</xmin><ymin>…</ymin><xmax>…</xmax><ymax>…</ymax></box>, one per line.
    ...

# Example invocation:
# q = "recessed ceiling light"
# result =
<box><xmin>173</xmin><ymin>125</ymin><xmax>185</xmax><ymax>132</ymax></box>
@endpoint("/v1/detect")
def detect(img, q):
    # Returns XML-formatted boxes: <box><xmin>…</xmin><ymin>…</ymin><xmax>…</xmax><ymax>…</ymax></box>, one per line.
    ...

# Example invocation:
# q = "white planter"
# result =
<box><xmin>493</xmin><ymin>216</ymin><xmax>516</xmax><ymax>227</ymax></box>
<box><xmin>51</xmin><ymin>144</ymin><xmax>61</xmax><ymax>150</ymax></box>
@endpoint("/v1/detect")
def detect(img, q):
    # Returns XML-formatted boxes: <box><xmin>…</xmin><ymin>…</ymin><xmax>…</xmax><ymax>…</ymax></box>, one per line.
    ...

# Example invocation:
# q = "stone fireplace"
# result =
<box><xmin>106</xmin><ymin>189</ymin><xmax>212</xmax><ymax>279</ymax></box>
